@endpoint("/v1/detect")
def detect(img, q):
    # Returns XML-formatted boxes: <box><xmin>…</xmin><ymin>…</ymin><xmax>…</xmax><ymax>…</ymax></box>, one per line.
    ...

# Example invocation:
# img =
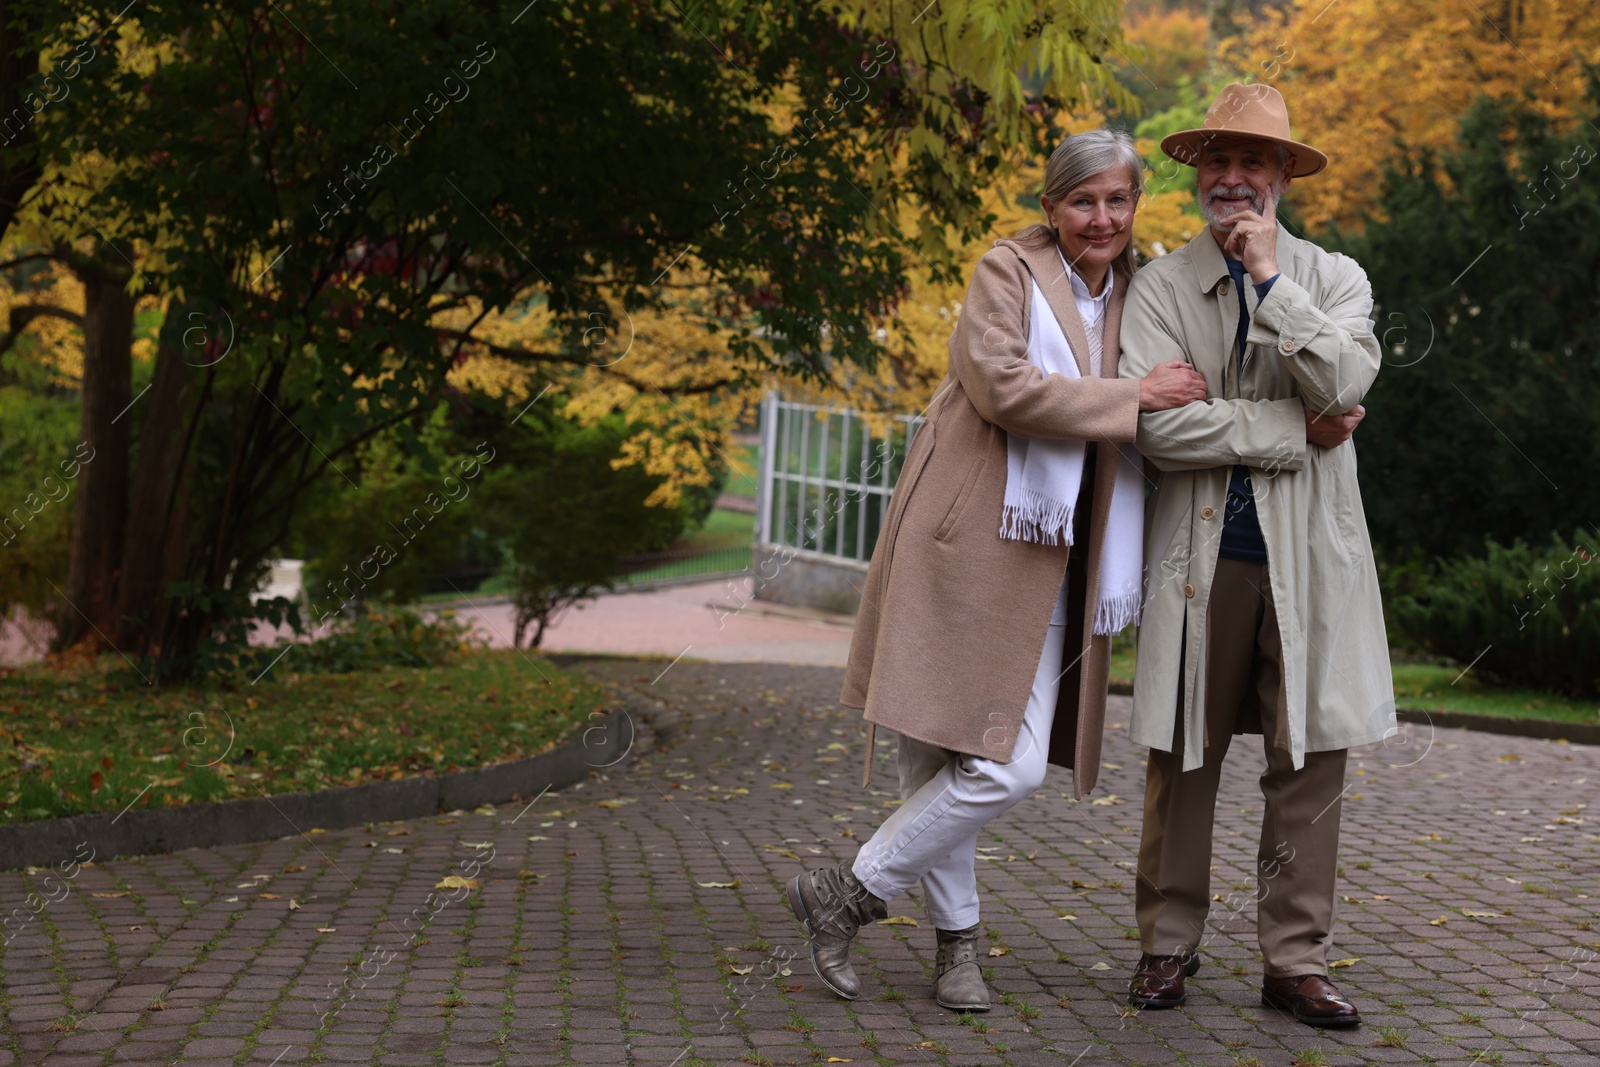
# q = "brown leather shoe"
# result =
<box><xmin>1261</xmin><ymin>974</ymin><xmax>1362</xmax><ymax>1028</ymax></box>
<box><xmin>1128</xmin><ymin>951</ymin><xmax>1201</xmax><ymax>1008</ymax></box>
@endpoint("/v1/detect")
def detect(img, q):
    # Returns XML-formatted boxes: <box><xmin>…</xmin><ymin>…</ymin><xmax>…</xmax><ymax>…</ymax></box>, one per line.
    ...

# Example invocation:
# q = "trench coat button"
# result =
<box><xmin>1278</xmin><ymin>337</ymin><xmax>1295</xmax><ymax>354</ymax></box>
<box><xmin>1201</xmin><ymin>506</ymin><xmax>1216</xmax><ymax>520</ymax></box>
<box><xmin>1183</xmin><ymin>583</ymin><xmax>1196</xmax><ymax>598</ymax></box>
<box><xmin>1218</xmin><ymin>279</ymin><xmax>1230</xmax><ymax>297</ymax></box>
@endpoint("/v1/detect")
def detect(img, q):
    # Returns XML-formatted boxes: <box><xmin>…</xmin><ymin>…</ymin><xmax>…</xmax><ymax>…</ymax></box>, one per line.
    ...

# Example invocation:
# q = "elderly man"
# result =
<box><xmin>1117</xmin><ymin>83</ymin><xmax>1394</xmax><ymax>1028</ymax></box>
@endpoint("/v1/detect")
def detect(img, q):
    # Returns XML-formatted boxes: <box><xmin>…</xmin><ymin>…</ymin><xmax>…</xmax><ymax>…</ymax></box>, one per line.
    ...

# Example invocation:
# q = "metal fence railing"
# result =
<box><xmin>756</xmin><ymin>391</ymin><xmax>925</xmax><ymax>564</ymax></box>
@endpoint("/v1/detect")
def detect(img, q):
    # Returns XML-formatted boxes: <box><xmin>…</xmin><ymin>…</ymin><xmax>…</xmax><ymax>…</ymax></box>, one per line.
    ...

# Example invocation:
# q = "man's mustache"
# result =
<box><xmin>1204</xmin><ymin>183</ymin><xmax>1263</xmax><ymax>212</ymax></box>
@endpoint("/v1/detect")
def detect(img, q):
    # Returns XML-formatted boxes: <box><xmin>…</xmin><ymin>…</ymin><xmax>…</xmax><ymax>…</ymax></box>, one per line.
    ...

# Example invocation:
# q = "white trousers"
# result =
<box><xmin>851</xmin><ymin>614</ymin><xmax>1068</xmax><ymax>930</ymax></box>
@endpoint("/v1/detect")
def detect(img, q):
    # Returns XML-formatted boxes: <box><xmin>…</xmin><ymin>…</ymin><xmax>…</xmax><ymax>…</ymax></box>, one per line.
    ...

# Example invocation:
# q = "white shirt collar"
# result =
<box><xmin>1056</xmin><ymin>244</ymin><xmax>1114</xmax><ymax>317</ymax></box>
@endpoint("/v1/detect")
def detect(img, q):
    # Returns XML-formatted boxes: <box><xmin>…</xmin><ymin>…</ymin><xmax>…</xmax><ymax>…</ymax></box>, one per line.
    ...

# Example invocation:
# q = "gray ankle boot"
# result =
<box><xmin>786</xmin><ymin>860</ymin><xmax>888</xmax><ymax>999</ymax></box>
<box><xmin>933</xmin><ymin>924</ymin><xmax>990</xmax><ymax>1011</ymax></box>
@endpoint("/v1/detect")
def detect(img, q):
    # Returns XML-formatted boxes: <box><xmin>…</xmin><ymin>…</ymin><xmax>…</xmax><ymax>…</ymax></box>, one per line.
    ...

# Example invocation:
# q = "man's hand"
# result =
<box><xmin>1305</xmin><ymin>404</ymin><xmax>1365</xmax><ymax>449</ymax></box>
<box><xmin>1221</xmin><ymin>193</ymin><xmax>1280</xmax><ymax>283</ymax></box>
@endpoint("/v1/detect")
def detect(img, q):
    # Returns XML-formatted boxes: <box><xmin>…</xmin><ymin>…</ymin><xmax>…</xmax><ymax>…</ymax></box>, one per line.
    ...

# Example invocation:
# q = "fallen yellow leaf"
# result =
<box><xmin>595</xmin><ymin>799</ymin><xmax>636</xmax><ymax>810</ymax></box>
<box><xmin>435</xmin><ymin>876</ymin><xmax>481</xmax><ymax>890</ymax></box>
<box><xmin>987</xmin><ymin>946</ymin><xmax>1008</xmax><ymax>957</ymax></box>
<box><xmin>1461</xmin><ymin>908</ymin><xmax>1503</xmax><ymax>918</ymax></box>
<box><xmin>1329</xmin><ymin>957</ymin><xmax>1361</xmax><ymax>969</ymax></box>
<box><xmin>878</xmin><ymin>916</ymin><xmax>919</xmax><ymax>926</ymax></box>
<box><xmin>729</xmin><ymin>964</ymin><xmax>753</xmax><ymax>975</ymax></box>
<box><xmin>1429</xmin><ymin>916</ymin><xmax>1449</xmax><ymax>926</ymax></box>
<box><xmin>695</xmin><ymin>880</ymin><xmax>740</xmax><ymax>888</ymax></box>
<box><xmin>287</xmin><ymin>899</ymin><xmax>301</xmax><ymax>911</ymax></box>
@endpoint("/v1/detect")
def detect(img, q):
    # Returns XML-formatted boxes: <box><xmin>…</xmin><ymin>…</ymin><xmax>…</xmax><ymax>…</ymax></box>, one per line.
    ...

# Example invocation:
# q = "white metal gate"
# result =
<box><xmin>755</xmin><ymin>391</ymin><xmax>925</xmax><ymax>564</ymax></box>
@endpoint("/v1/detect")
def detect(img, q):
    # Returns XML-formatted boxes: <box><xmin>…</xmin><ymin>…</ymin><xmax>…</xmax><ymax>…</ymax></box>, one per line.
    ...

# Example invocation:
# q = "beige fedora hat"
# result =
<box><xmin>1160</xmin><ymin>82</ymin><xmax>1328</xmax><ymax>177</ymax></box>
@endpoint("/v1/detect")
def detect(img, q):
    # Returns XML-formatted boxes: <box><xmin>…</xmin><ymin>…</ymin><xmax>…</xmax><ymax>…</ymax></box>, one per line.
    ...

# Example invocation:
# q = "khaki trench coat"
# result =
<box><xmin>840</xmin><ymin>232</ymin><xmax>1142</xmax><ymax>799</ymax></box>
<box><xmin>1117</xmin><ymin>227</ymin><xmax>1395</xmax><ymax>773</ymax></box>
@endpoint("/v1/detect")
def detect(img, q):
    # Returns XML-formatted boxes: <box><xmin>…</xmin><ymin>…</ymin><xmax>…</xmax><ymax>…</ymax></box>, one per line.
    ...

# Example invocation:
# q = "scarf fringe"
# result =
<box><xmin>998</xmin><ymin>488</ymin><xmax>1077</xmax><ymax>547</ymax></box>
<box><xmin>1092</xmin><ymin>589</ymin><xmax>1142</xmax><ymax>637</ymax></box>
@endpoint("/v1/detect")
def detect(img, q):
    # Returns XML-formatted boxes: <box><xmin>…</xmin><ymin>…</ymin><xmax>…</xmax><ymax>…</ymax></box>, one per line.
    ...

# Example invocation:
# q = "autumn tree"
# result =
<box><xmin>6</xmin><ymin>0</ymin><xmax>1136</xmax><ymax>678</ymax></box>
<box><xmin>1223</xmin><ymin>0</ymin><xmax>1600</xmax><ymax>232</ymax></box>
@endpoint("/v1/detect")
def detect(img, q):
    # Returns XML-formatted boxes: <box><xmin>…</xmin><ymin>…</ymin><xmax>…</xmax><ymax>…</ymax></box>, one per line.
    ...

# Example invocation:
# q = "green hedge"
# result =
<box><xmin>1391</xmin><ymin>531</ymin><xmax>1600</xmax><ymax>698</ymax></box>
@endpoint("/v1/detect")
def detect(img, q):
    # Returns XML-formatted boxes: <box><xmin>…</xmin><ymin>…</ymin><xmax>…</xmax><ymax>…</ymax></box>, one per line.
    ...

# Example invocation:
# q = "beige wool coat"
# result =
<box><xmin>840</xmin><ymin>232</ymin><xmax>1142</xmax><ymax>799</ymax></box>
<box><xmin>1117</xmin><ymin>227</ymin><xmax>1395</xmax><ymax>773</ymax></box>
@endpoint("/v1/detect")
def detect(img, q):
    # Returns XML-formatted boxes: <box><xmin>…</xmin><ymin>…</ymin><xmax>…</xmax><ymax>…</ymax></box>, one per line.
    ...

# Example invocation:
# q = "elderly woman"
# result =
<box><xmin>786</xmin><ymin>129</ymin><xmax>1207</xmax><ymax>1012</ymax></box>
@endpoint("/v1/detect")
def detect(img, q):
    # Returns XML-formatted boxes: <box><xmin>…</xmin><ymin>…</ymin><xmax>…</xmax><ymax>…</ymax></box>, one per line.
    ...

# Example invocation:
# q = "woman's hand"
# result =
<box><xmin>1138</xmin><ymin>360</ymin><xmax>1209</xmax><ymax>412</ymax></box>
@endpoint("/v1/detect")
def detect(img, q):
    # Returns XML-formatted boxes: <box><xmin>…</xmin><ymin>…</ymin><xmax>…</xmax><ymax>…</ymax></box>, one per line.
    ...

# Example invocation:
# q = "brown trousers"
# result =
<box><xmin>1134</xmin><ymin>558</ymin><xmax>1347</xmax><ymax>977</ymax></box>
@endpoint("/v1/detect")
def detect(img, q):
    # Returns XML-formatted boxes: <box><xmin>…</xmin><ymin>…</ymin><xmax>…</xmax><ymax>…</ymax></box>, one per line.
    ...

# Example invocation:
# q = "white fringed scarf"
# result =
<box><xmin>999</xmin><ymin>263</ymin><xmax>1145</xmax><ymax>635</ymax></box>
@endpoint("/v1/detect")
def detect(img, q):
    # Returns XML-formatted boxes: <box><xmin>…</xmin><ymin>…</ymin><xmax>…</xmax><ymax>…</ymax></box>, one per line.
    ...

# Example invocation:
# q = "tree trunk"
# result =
<box><xmin>113</xmin><ymin>305</ymin><xmax>198</xmax><ymax>658</ymax></box>
<box><xmin>56</xmin><ymin>264</ymin><xmax>134</xmax><ymax>650</ymax></box>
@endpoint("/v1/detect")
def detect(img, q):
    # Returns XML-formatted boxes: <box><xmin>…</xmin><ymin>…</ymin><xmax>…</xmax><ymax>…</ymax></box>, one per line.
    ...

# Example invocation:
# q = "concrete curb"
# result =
<box><xmin>1106</xmin><ymin>681</ymin><xmax>1600</xmax><ymax>746</ymax></box>
<box><xmin>1393</xmin><ymin>706</ymin><xmax>1600</xmax><ymax>746</ymax></box>
<box><xmin>0</xmin><ymin>707</ymin><xmax>641</xmax><ymax>872</ymax></box>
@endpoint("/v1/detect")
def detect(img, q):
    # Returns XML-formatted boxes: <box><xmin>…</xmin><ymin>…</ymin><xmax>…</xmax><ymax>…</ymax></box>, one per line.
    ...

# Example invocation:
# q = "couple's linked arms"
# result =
<box><xmin>947</xmin><ymin>251</ymin><xmax>1208</xmax><ymax>443</ymax></box>
<box><xmin>1118</xmin><ymin>256</ymin><xmax>1382</xmax><ymax>473</ymax></box>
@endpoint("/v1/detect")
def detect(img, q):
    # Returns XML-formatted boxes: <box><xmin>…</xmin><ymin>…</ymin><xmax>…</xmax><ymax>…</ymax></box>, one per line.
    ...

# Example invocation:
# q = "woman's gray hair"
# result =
<box><xmin>1012</xmin><ymin>128</ymin><xmax>1145</xmax><ymax>279</ymax></box>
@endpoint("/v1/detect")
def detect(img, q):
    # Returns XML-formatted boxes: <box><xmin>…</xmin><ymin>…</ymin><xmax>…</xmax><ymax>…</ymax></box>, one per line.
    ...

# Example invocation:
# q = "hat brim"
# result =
<box><xmin>1159</xmin><ymin>129</ymin><xmax>1328</xmax><ymax>178</ymax></box>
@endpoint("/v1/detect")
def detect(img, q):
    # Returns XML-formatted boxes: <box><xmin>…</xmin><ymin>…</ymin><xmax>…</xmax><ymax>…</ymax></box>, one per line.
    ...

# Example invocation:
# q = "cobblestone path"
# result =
<box><xmin>2</xmin><ymin>657</ymin><xmax>1596</xmax><ymax>1066</ymax></box>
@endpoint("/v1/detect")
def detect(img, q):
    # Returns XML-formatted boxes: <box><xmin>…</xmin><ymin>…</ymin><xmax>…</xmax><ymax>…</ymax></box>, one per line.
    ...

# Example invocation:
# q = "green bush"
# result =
<box><xmin>1391</xmin><ymin>530</ymin><xmax>1600</xmax><ymax>698</ymax></box>
<box><xmin>481</xmin><ymin>413</ymin><xmax>692</xmax><ymax>647</ymax></box>
<box><xmin>0</xmin><ymin>373</ymin><xmax>80</xmax><ymax>635</ymax></box>
<box><xmin>275</xmin><ymin>601</ymin><xmax>482</xmax><ymax>676</ymax></box>
<box><xmin>1338</xmin><ymin>82</ymin><xmax>1600</xmax><ymax>561</ymax></box>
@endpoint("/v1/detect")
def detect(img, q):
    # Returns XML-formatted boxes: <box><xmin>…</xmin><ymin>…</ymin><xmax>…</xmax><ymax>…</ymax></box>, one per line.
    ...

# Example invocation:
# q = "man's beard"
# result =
<box><xmin>1199</xmin><ymin>180</ymin><xmax>1283</xmax><ymax>228</ymax></box>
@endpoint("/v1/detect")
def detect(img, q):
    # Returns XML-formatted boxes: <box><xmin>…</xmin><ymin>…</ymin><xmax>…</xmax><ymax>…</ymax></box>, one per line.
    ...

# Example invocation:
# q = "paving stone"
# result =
<box><xmin>2</xmin><ymin>658</ymin><xmax>1594</xmax><ymax>1066</ymax></box>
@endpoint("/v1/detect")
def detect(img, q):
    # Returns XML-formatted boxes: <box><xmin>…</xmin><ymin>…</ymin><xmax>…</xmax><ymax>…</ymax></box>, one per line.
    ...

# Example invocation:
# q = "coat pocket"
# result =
<box><xmin>878</xmin><ymin>422</ymin><xmax>937</xmax><ymax>571</ymax></box>
<box><xmin>934</xmin><ymin>431</ymin><xmax>992</xmax><ymax>542</ymax></box>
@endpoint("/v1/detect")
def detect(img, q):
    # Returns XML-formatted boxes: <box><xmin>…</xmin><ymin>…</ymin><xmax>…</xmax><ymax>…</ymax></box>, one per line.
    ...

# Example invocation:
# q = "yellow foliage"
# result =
<box><xmin>837</xmin><ymin>0</ymin><xmax>1139</xmax><ymax>147</ymax></box>
<box><xmin>440</xmin><ymin>284</ymin><xmax>757</xmax><ymax>509</ymax></box>
<box><xmin>1224</xmin><ymin>0</ymin><xmax>1600</xmax><ymax>231</ymax></box>
<box><xmin>1132</xmin><ymin>186</ymin><xmax>1200</xmax><ymax>259</ymax></box>
<box><xmin>0</xmin><ymin>261</ymin><xmax>85</xmax><ymax>385</ymax></box>
<box><xmin>1119</xmin><ymin>6</ymin><xmax>1211</xmax><ymax>112</ymax></box>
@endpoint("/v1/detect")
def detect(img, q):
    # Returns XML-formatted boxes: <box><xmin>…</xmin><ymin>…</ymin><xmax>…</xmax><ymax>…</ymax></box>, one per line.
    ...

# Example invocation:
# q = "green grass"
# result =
<box><xmin>722</xmin><ymin>442</ymin><xmax>759</xmax><ymax>495</ymax></box>
<box><xmin>1391</xmin><ymin>661</ymin><xmax>1599</xmax><ymax>725</ymax></box>
<box><xmin>679</xmin><ymin>507</ymin><xmax>755</xmax><ymax>551</ymax></box>
<box><xmin>0</xmin><ymin>649</ymin><xmax>607</xmax><ymax>825</ymax></box>
<box><xmin>1108</xmin><ymin>640</ymin><xmax>1600</xmax><ymax>727</ymax></box>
